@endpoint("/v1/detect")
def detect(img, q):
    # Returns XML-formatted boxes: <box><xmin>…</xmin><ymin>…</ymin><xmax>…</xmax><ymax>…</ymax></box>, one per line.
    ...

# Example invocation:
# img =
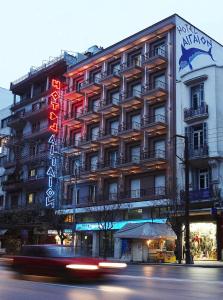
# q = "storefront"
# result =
<box><xmin>114</xmin><ymin>222</ymin><xmax>177</xmax><ymax>262</ymax></box>
<box><xmin>189</xmin><ymin>222</ymin><xmax>217</xmax><ymax>261</ymax></box>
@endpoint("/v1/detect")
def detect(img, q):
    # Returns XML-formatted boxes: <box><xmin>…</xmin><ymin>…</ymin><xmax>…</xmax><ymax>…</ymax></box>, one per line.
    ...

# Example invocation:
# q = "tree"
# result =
<box><xmin>88</xmin><ymin>203</ymin><xmax>121</xmax><ymax>259</ymax></box>
<box><xmin>47</xmin><ymin>209</ymin><xmax>67</xmax><ymax>245</ymax></box>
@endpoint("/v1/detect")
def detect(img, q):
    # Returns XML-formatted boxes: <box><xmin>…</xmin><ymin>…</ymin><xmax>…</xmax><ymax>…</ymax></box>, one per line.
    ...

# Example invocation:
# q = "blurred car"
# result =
<box><xmin>11</xmin><ymin>244</ymin><xmax>127</xmax><ymax>280</ymax></box>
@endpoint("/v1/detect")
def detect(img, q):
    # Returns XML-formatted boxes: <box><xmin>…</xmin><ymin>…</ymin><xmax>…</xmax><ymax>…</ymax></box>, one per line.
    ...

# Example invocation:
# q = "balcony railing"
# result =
<box><xmin>65</xmin><ymin>85</ymin><xmax>83</xmax><ymax>99</ymax></box>
<box><xmin>98</xmin><ymin>98</ymin><xmax>120</xmax><ymax>114</ymax></box>
<box><xmin>142</xmin><ymin>81</ymin><xmax>168</xmax><ymax>101</ymax></box>
<box><xmin>189</xmin><ymin>188</ymin><xmax>212</xmax><ymax>201</ymax></box>
<box><xmin>98</xmin><ymin>68</ymin><xmax>120</xmax><ymax>86</ymax></box>
<box><xmin>119</xmin><ymin>59</ymin><xmax>142</xmax><ymax>77</ymax></box>
<box><xmin>79</xmin><ymin>77</ymin><xmax>101</xmax><ymax>93</ymax></box>
<box><xmin>120</xmin><ymin>186</ymin><xmax>167</xmax><ymax>200</ymax></box>
<box><xmin>120</xmin><ymin>89</ymin><xmax>142</xmax><ymax>108</ymax></box>
<box><xmin>142</xmin><ymin>47</ymin><xmax>167</xmax><ymax>68</ymax></box>
<box><xmin>189</xmin><ymin>145</ymin><xmax>209</xmax><ymax>159</ymax></box>
<box><xmin>76</xmin><ymin>106</ymin><xmax>100</xmax><ymax>121</ymax></box>
<box><xmin>141</xmin><ymin>149</ymin><xmax>166</xmax><ymax>160</ymax></box>
<box><xmin>184</xmin><ymin>103</ymin><xmax>208</xmax><ymax>122</ymax></box>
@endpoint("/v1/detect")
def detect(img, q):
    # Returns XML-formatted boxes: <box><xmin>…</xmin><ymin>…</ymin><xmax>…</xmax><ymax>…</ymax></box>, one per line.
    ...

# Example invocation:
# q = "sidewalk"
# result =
<box><xmin>129</xmin><ymin>260</ymin><xmax>223</xmax><ymax>268</ymax></box>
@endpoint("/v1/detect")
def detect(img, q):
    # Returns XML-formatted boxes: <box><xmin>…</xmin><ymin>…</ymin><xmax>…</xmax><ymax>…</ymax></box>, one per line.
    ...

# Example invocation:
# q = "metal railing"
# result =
<box><xmin>120</xmin><ymin>186</ymin><xmax>167</xmax><ymax>199</ymax></box>
<box><xmin>119</xmin><ymin>121</ymin><xmax>141</xmax><ymax>131</ymax></box>
<box><xmin>99</xmin><ymin>67</ymin><xmax>120</xmax><ymax>80</ymax></box>
<box><xmin>142</xmin><ymin>80</ymin><xmax>167</xmax><ymax>93</ymax></box>
<box><xmin>76</xmin><ymin>105</ymin><xmax>100</xmax><ymax>118</ymax></box>
<box><xmin>79</xmin><ymin>76</ymin><xmax>101</xmax><ymax>89</ymax></box>
<box><xmin>142</xmin><ymin>114</ymin><xmax>166</xmax><ymax>126</ymax></box>
<box><xmin>184</xmin><ymin>103</ymin><xmax>208</xmax><ymax>120</ymax></box>
<box><xmin>189</xmin><ymin>145</ymin><xmax>209</xmax><ymax>158</ymax></box>
<box><xmin>142</xmin><ymin>46</ymin><xmax>167</xmax><ymax>63</ymax></box>
<box><xmin>120</xmin><ymin>57</ymin><xmax>142</xmax><ymax>71</ymax></box>
<box><xmin>189</xmin><ymin>188</ymin><xmax>212</xmax><ymax>201</ymax></box>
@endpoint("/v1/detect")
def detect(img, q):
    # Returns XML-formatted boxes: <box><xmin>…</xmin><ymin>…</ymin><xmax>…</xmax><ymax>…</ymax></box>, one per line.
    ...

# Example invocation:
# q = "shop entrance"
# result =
<box><xmin>189</xmin><ymin>222</ymin><xmax>217</xmax><ymax>261</ymax></box>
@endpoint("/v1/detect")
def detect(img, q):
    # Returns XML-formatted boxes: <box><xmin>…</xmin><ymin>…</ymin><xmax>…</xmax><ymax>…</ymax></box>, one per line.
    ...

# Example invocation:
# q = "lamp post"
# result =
<box><xmin>174</xmin><ymin>134</ymin><xmax>191</xmax><ymax>264</ymax></box>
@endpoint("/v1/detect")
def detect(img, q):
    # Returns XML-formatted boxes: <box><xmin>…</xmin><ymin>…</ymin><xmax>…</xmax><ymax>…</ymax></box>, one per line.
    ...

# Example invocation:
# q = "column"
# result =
<box><xmin>114</xmin><ymin>237</ymin><xmax>122</xmax><ymax>259</ymax></box>
<box><xmin>92</xmin><ymin>231</ymin><xmax>99</xmax><ymax>257</ymax></box>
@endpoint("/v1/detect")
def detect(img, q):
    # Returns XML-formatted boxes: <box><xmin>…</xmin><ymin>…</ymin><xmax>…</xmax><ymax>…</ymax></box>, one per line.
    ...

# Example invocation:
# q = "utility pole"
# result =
<box><xmin>174</xmin><ymin>134</ymin><xmax>191</xmax><ymax>264</ymax></box>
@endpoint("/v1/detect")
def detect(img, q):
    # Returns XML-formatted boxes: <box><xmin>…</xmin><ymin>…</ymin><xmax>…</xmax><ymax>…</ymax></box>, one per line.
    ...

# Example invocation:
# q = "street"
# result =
<box><xmin>0</xmin><ymin>264</ymin><xmax>223</xmax><ymax>300</ymax></box>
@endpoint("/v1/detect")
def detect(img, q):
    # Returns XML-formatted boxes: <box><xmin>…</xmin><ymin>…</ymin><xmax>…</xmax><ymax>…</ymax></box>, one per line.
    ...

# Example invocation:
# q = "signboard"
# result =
<box><xmin>75</xmin><ymin>219</ymin><xmax>167</xmax><ymax>231</ymax></box>
<box><xmin>45</xmin><ymin>79</ymin><xmax>61</xmax><ymax>208</ymax></box>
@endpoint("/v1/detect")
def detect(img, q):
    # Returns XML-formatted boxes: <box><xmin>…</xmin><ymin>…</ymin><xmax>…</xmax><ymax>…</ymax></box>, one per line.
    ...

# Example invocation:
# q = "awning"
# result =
<box><xmin>4</xmin><ymin>167</ymin><xmax>16</xmax><ymax>176</ymax></box>
<box><xmin>114</xmin><ymin>222</ymin><xmax>176</xmax><ymax>240</ymax></box>
<box><xmin>0</xmin><ymin>229</ymin><xmax>7</xmax><ymax>236</ymax></box>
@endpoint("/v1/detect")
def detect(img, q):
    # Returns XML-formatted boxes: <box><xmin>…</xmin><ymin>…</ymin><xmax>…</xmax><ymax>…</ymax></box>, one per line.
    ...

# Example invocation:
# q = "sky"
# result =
<box><xmin>0</xmin><ymin>0</ymin><xmax>223</xmax><ymax>90</ymax></box>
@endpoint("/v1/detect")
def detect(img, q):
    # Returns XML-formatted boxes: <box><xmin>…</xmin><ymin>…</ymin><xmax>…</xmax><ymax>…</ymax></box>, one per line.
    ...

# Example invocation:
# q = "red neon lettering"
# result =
<box><xmin>51</xmin><ymin>91</ymin><xmax>59</xmax><ymax>101</ymax></box>
<box><xmin>52</xmin><ymin>79</ymin><xmax>61</xmax><ymax>90</ymax></box>
<box><xmin>49</xmin><ymin>123</ymin><xmax>58</xmax><ymax>133</ymax></box>
<box><xmin>51</xmin><ymin>101</ymin><xmax>59</xmax><ymax>110</ymax></box>
<box><xmin>49</xmin><ymin>112</ymin><xmax>58</xmax><ymax>121</ymax></box>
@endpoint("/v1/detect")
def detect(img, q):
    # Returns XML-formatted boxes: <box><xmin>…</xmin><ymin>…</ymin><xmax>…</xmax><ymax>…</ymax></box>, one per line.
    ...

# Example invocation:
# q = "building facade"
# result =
<box><xmin>0</xmin><ymin>52</ymin><xmax>82</xmax><ymax>248</ymax></box>
<box><xmin>59</xmin><ymin>15</ymin><xmax>223</xmax><ymax>260</ymax></box>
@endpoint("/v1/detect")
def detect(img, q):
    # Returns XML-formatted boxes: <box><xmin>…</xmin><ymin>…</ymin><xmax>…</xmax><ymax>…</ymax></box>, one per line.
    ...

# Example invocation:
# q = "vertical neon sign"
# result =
<box><xmin>45</xmin><ymin>79</ymin><xmax>61</xmax><ymax>208</ymax></box>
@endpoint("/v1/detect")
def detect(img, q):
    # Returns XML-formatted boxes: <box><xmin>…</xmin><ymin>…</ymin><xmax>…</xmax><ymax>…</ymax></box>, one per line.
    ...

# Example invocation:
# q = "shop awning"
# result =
<box><xmin>0</xmin><ymin>229</ymin><xmax>7</xmax><ymax>236</ymax></box>
<box><xmin>114</xmin><ymin>222</ymin><xmax>176</xmax><ymax>240</ymax></box>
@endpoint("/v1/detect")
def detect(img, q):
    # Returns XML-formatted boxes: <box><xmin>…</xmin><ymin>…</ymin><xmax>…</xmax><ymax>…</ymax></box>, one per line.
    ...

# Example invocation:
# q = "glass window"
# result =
<box><xmin>91</xmin><ymin>126</ymin><xmax>99</xmax><ymax>140</ymax></box>
<box><xmin>130</xmin><ymin>178</ymin><xmax>140</xmax><ymax>198</ymax></box>
<box><xmin>154</xmin><ymin>106</ymin><xmax>165</xmax><ymax>122</ymax></box>
<box><xmin>154</xmin><ymin>74</ymin><xmax>166</xmax><ymax>88</ymax></box>
<box><xmin>193</xmin><ymin>125</ymin><xmax>203</xmax><ymax>149</ymax></box>
<box><xmin>191</xmin><ymin>83</ymin><xmax>204</xmax><ymax>109</ymax></box>
<box><xmin>108</xmin><ymin>182</ymin><xmax>118</xmax><ymax>200</ymax></box>
<box><xmin>131</xmin><ymin>114</ymin><xmax>141</xmax><ymax>129</ymax></box>
<box><xmin>154</xmin><ymin>42</ymin><xmax>166</xmax><ymax>56</ymax></box>
<box><xmin>131</xmin><ymin>146</ymin><xmax>140</xmax><ymax>163</ymax></box>
<box><xmin>199</xmin><ymin>169</ymin><xmax>209</xmax><ymax>189</ymax></box>
<box><xmin>110</xmin><ymin>91</ymin><xmax>120</xmax><ymax>105</ymax></box>
<box><xmin>109</xmin><ymin>151</ymin><xmax>118</xmax><ymax>167</ymax></box>
<box><xmin>110</xmin><ymin>120</ymin><xmax>119</xmax><ymax>135</ymax></box>
<box><xmin>90</xmin><ymin>155</ymin><xmax>98</xmax><ymax>171</ymax></box>
<box><xmin>28</xmin><ymin>193</ymin><xmax>34</xmax><ymax>204</ymax></box>
<box><xmin>132</xmin><ymin>83</ymin><xmax>142</xmax><ymax>97</ymax></box>
<box><xmin>154</xmin><ymin>140</ymin><xmax>165</xmax><ymax>158</ymax></box>
<box><xmin>30</xmin><ymin>169</ymin><xmax>36</xmax><ymax>178</ymax></box>
<box><xmin>154</xmin><ymin>175</ymin><xmax>165</xmax><ymax>195</ymax></box>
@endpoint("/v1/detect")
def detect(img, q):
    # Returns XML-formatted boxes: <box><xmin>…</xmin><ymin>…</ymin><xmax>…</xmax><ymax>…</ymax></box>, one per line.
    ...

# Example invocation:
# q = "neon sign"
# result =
<box><xmin>45</xmin><ymin>79</ymin><xmax>61</xmax><ymax>208</ymax></box>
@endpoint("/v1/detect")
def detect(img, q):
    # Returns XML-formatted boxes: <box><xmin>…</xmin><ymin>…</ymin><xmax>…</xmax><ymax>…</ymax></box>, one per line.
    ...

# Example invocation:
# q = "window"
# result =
<box><xmin>153</xmin><ymin>42</ymin><xmax>166</xmax><ymax>57</ymax></box>
<box><xmin>154</xmin><ymin>106</ymin><xmax>165</xmax><ymax>122</ymax></box>
<box><xmin>191</xmin><ymin>83</ymin><xmax>204</xmax><ymax>109</ymax></box>
<box><xmin>89</xmin><ymin>185</ymin><xmax>96</xmax><ymax>203</ymax></box>
<box><xmin>131</xmin><ymin>83</ymin><xmax>142</xmax><ymax>97</ymax></box>
<box><xmin>154</xmin><ymin>140</ymin><xmax>166</xmax><ymax>158</ymax></box>
<box><xmin>130</xmin><ymin>178</ymin><xmax>140</xmax><ymax>198</ymax></box>
<box><xmin>154</xmin><ymin>74</ymin><xmax>166</xmax><ymax>88</ymax></box>
<box><xmin>193</xmin><ymin>125</ymin><xmax>203</xmax><ymax>150</ymax></box>
<box><xmin>109</xmin><ymin>150</ymin><xmax>118</xmax><ymax>167</ymax></box>
<box><xmin>29</xmin><ymin>169</ymin><xmax>36</xmax><ymax>178</ymax></box>
<box><xmin>154</xmin><ymin>175</ymin><xmax>165</xmax><ymax>195</ymax></box>
<box><xmin>32</xmin><ymin>121</ymin><xmax>40</xmax><ymax>132</ymax></box>
<box><xmin>127</xmin><ymin>49</ymin><xmax>141</xmax><ymax>67</ymax></box>
<box><xmin>1</xmin><ymin>118</ymin><xmax>8</xmax><ymax>128</ymax></box>
<box><xmin>90</xmin><ymin>126</ymin><xmax>99</xmax><ymax>140</ymax></box>
<box><xmin>110</xmin><ymin>91</ymin><xmax>120</xmax><ymax>105</ymax></box>
<box><xmin>199</xmin><ymin>169</ymin><xmax>209</xmax><ymax>189</ymax></box>
<box><xmin>90</xmin><ymin>155</ymin><xmax>98</xmax><ymax>171</ymax></box>
<box><xmin>67</xmin><ymin>185</ymin><xmax>74</xmax><ymax>204</ymax></box>
<box><xmin>110</xmin><ymin>120</ymin><xmax>119</xmax><ymax>135</ymax></box>
<box><xmin>90</xmin><ymin>98</ymin><xmax>100</xmax><ymax>111</ymax></box>
<box><xmin>131</xmin><ymin>114</ymin><xmax>141</xmax><ymax>129</ymax></box>
<box><xmin>108</xmin><ymin>182</ymin><xmax>118</xmax><ymax>200</ymax></box>
<box><xmin>108</xmin><ymin>59</ymin><xmax>121</xmax><ymax>75</ymax></box>
<box><xmin>130</xmin><ymin>146</ymin><xmax>140</xmax><ymax>163</ymax></box>
<box><xmin>27</xmin><ymin>193</ymin><xmax>35</xmax><ymax>205</ymax></box>
<box><xmin>0</xmin><ymin>195</ymin><xmax>4</xmax><ymax>207</ymax></box>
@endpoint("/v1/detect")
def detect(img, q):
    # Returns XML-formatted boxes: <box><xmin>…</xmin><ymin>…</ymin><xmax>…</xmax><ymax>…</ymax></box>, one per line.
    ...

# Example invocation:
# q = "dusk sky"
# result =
<box><xmin>0</xmin><ymin>0</ymin><xmax>222</xmax><ymax>89</ymax></box>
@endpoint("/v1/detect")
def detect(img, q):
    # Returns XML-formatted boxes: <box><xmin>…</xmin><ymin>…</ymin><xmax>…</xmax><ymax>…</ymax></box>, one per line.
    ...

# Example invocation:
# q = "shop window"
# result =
<box><xmin>64</xmin><ymin>214</ymin><xmax>74</xmax><ymax>223</ymax></box>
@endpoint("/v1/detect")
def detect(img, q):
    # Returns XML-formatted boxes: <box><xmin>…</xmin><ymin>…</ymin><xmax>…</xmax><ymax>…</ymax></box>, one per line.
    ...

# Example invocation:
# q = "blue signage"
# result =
<box><xmin>75</xmin><ymin>219</ymin><xmax>166</xmax><ymax>231</ymax></box>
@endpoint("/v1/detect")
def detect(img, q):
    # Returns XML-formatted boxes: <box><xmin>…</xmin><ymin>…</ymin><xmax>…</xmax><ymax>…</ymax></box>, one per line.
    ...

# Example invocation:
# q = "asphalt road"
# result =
<box><xmin>0</xmin><ymin>264</ymin><xmax>223</xmax><ymax>300</ymax></box>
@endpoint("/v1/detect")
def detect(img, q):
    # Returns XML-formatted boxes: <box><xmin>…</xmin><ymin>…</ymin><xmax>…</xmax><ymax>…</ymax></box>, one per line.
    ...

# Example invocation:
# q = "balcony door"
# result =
<box><xmin>154</xmin><ymin>106</ymin><xmax>165</xmax><ymax>122</ymax></box>
<box><xmin>108</xmin><ymin>182</ymin><xmax>118</xmax><ymax>201</ymax></box>
<box><xmin>130</xmin><ymin>178</ymin><xmax>140</xmax><ymax>198</ymax></box>
<box><xmin>154</xmin><ymin>175</ymin><xmax>165</xmax><ymax>195</ymax></box>
<box><xmin>109</xmin><ymin>150</ymin><xmax>118</xmax><ymax>167</ymax></box>
<box><xmin>199</xmin><ymin>169</ymin><xmax>209</xmax><ymax>190</ymax></box>
<box><xmin>154</xmin><ymin>74</ymin><xmax>166</xmax><ymax>89</ymax></box>
<box><xmin>110</xmin><ymin>120</ymin><xmax>119</xmax><ymax>135</ymax></box>
<box><xmin>191</xmin><ymin>83</ymin><xmax>204</xmax><ymax>110</ymax></box>
<box><xmin>132</xmin><ymin>83</ymin><xmax>141</xmax><ymax>97</ymax></box>
<box><xmin>91</xmin><ymin>98</ymin><xmax>100</xmax><ymax>112</ymax></box>
<box><xmin>74</xmin><ymin>132</ymin><xmax>81</xmax><ymax>146</ymax></box>
<box><xmin>131</xmin><ymin>146</ymin><xmax>140</xmax><ymax>163</ymax></box>
<box><xmin>131</xmin><ymin>114</ymin><xmax>141</xmax><ymax>129</ymax></box>
<box><xmin>91</xmin><ymin>126</ymin><xmax>99</xmax><ymax>140</ymax></box>
<box><xmin>111</xmin><ymin>91</ymin><xmax>120</xmax><ymax>105</ymax></box>
<box><xmin>90</xmin><ymin>155</ymin><xmax>98</xmax><ymax>171</ymax></box>
<box><xmin>193</xmin><ymin>125</ymin><xmax>204</xmax><ymax>150</ymax></box>
<box><xmin>154</xmin><ymin>140</ymin><xmax>165</xmax><ymax>158</ymax></box>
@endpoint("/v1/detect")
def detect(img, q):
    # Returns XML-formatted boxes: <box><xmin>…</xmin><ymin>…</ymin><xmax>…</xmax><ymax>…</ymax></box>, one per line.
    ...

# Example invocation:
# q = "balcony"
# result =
<box><xmin>63</xmin><ymin>112</ymin><xmax>82</xmax><ymax>127</ymax></box>
<box><xmin>184</xmin><ymin>103</ymin><xmax>209</xmax><ymax>123</ymax></box>
<box><xmin>98</xmin><ymin>69</ymin><xmax>121</xmax><ymax>86</ymax></box>
<box><xmin>63</xmin><ymin>137</ymin><xmax>81</xmax><ymax>153</ymax></box>
<box><xmin>79</xmin><ymin>78</ymin><xmax>101</xmax><ymax>94</ymax></box>
<box><xmin>7</xmin><ymin>112</ymin><xmax>26</xmax><ymax>128</ymax></box>
<box><xmin>20</xmin><ymin>151</ymin><xmax>49</xmax><ymax>164</ymax></box>
<box><xmin>2</xmin><ymin>179</ymin><xmax>23</xmax><ymax>192</ymax></box>
<box><xmin>142</xmin><ymin>47</ymin><xmax>167</xmax><ymax>70</ymax></box>
<box><xmin>96</xmin><ymin>159</ymin><xmax>119</xmax><ymax>176</ymax></box>
<box><xmin>189</xmin><ymin>188</ymin><xmax>212</xmax><ymax>202</ymax></box>
<box><xmin>23</xmin><ymin>127</ymin><xmax>49</xmax><ymax>140</ymax></box>
<box><xmin>78</xmin><ymin>134</ymin><xmax>100</xmax><ymax>150</ymax></box>
<box><xmin>117</xmin><ymin>155</ymin><xmax>142</xmax><ymax>173</ymax></box>
<box><xmin>141</xmin><ymin>114</ymin><xmax>167</xmax><ymax>136</ymax></box>
<box><xmin>97</xmin><ymin>129</ymin><xmax>119</xmax><ymax>145</ymax></box>
<box><xmin>97</xmin><ymin>99</ymin><xmax>120</xmax><ymax>115</ymax></box>
<box><xmin>141</xmin><ymin>149</ymin><xmax>167</xmax><ymax>168</ymax></box>
<box><xmin>65</xmin><ymin>85</ymin><xmax>83</xmax><ymax>100</ymax></box>
<box><xmin>76</xmin><ymin>106</ymin><xmax>100</xmax><ymax>122</ymax></box>
<box><xmin>117</xmin><ymin>121</ymin><xmax>142</xmax><ymax>140</ymax></box>
<box><xmin>142</xmin><ymin>81</ymin><xmax>168</xmax><ymax>103</ymax></box>
<box><xmin>120</xmin><ymin>186</ymin><xmax>167</xmax><ymax>202</ymax></box>
<box><xmin>119</xmin><ymin>60</ymin><xmax>143</xmax><ymax>78</ymax></box>
<box><xmin>23</xmin><ymin>104</ymin><xmax>48</xmax><ymax>121</ymax></box>
<box><xmin>120</xmin><ymin>90</ymin><xmax>142</xmax><ymax>109</ymax></box>
<box><xmin>22</xmin><ymin>175</ymin><xmax>48</xmax><ymax>189</ymax></box>
<box><xmin>79</xmin><ymin>163</ymin><xmax>99</xmax><ymax>179</ymax></box>
<box><xmin>189</xmin><ymin>145</ymin><xmax>209</xmax><ymax>160</ymax></box>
